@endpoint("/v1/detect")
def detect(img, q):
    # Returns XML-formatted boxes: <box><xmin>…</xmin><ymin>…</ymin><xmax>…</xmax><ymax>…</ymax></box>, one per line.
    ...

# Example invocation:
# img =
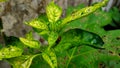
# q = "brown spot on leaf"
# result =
<box><xmin>109</xmin><ymin>51</ymin><xmax>113</xmax><ymax>54</ymax></box>
<box><xmin>56</xmin><ymin>36</ymin><xmax>61</xmax><ymax>44</ymax></box>
<box><xmin>116</xmin><ymin>36</ymin><xmax>120</xmax><ymax>40</ymax></box>
<box><xmin>39</xmin><ymin>38</ymin><xmax>45</xmax><ymax>44</ymax></box>
<box><xmin>99</xmin><ymin>63</ymin><xmax>106</xmax><ymax>68</ymax></box>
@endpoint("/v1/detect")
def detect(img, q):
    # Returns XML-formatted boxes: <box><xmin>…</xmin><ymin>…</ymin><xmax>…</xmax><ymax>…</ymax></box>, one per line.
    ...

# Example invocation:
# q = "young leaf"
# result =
<box><xmin>55</xmin><ymin>29</ymin><xmax>104</xmax><ymax>52</ymax></box>
<box><xmin>61</xmin><ymin>0</ymin><xmax>108</xmax><ymax>25</ymax></box>
<box><xmin>48</xmin><ymin>32</ymin><xmax>58</xmax><ymax>48</ymax></box>
<box><xmin>7</xmin><ymin>54</ymin><xmax>40</xmax><ymax>68</ymax></box>
<box><xmin>25</xmin><ymin>18</ymin><xmax>48</xmax><ymax>30</ymax></box>
<box><xmin>19</xmin><ymin>37</ymin><xmax>40</xmax><ymax>49</ymax></box>
<box><xmin>0</xmin><ymin>46</ymin><xmax>23</xmax><ymax>60</ymax></box>
<box><xmin>46</xmin><ymin>1</ymin><xmax>62</xmax><ymax>23</ymax></box>
<box><xmin>42</xmin><ymin>49</ymin><xmax>57</xmax><ymax>68</ymax></box>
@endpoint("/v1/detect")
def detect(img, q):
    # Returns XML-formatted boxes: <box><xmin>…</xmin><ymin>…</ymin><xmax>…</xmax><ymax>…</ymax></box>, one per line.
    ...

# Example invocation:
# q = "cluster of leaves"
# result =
<box><xmin>108</xmin><ymin>7</ymin><xmax>120</xmax><ymax>28</ymax></box>
<box><xmin>1</xmin><ymin>0</ymin><xmax>120</xmax><ymax>68</ymax></box>
<box><xmin>57</xmin><ymin>3</ymin><xmax>120</xmax><ymax>68</ymax></box>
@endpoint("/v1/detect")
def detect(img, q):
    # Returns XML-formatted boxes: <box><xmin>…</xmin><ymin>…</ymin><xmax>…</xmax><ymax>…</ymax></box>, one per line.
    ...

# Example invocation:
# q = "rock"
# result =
<box><xmin>0</xmin><ymin>61</ymin><xmax>11</xmax><ymax>68</ymax></box>
<box><xmin>0</xmin><ymin>0</ymin><xmax>45</xmax><ymax>37</ymax></box>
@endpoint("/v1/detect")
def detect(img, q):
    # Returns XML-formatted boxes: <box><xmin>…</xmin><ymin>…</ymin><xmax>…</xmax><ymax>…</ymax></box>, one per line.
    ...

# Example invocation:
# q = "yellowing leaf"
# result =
<box><xmin>48</xmin><ymin>32</ymin><xmax>58</xmax><ymax>48</ymax></box>
<box><xmin>25</xmin><ymin>19</ymin><xmax>48</xmax><ymax>30</ymax></box>
<box><xmin>7</xmin><ymin>54</ymin><xmax>40</xmax><ymax>68</ymax></box>
<box><xmin>0</xmin><ymin>46</ymin><xmax>23</xmax><ymax>60</ymax></box>
<box><xmin>46</xmin><ymin>1</ymin><xmax>62</xmax><ymax>23</ymax></box>
<box><xmin>62</xmin><ymin>0</ymin><xmax>108</xmax><ymax>25</ymax></box>
<box><xmin>19</xmin><ymin>37</ymin><xmax>40</xmax><ymax>49</ymax></box>
<box><xmin>42</xmin><ymin>49</ymin><xmax>57</xmax><ymax>68</ymax></box>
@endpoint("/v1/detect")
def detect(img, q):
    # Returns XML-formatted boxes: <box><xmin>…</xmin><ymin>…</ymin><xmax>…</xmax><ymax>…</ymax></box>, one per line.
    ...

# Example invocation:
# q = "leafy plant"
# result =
<box><xmin>1</xmin><ymin>0</ymin><xmax>120</xmax><ymax>68</ymax></box>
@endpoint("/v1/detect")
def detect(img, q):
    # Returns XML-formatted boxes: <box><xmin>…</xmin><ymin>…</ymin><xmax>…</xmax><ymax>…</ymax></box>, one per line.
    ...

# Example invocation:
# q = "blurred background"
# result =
<box><xmin>0</xmin><ymin>0</ymin><xmax>120</xmax><ymax>68</ymax></box>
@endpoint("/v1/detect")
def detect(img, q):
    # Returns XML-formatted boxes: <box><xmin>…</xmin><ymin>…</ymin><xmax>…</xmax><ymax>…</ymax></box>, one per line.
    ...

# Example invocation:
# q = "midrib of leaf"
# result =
<box><xmin>66</xmin><ymin>47</ymin><xmax>77</xmax><ymax>68</ymax></box>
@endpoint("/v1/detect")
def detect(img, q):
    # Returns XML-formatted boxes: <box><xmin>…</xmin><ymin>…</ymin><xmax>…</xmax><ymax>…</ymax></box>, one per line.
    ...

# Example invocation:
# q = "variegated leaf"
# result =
<box><xmin>62</xmin><ymin>0</ymin><xmax>108</xmax><ymax>25</ymax></box>
<box><xmin>42</xmin><ymin>49</ymin><xmax>57</xmax><ymax>68</ymax></box>
<box><xmin>19</xmin><ymin>37</ymin><xmax>40</xmax><ymax>49</ymax></box>
<box><xmin>0</xmin><ymin>46</ymin><xmax>23</xmax><ymax>60</ymax></box>
<box><xmin>46</xmin><ymin>1</ymin><xmax>62</xmax><ymax>23</ymax></box>
<box><xmin>25</xmin><ymin>18</ymin><xmax>48</xmax><ymax>30</ymax></box>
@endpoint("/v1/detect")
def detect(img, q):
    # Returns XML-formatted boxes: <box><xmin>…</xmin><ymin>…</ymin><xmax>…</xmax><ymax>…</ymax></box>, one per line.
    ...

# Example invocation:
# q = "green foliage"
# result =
<box><xmin>48</xmin><ymin>31</ymin><xmax>58</xmax><ymax>48</ymax></box>
<box><xmin>2</xmin><ymin>0</ymin><xmax>120</xmax><ymax>68</ymax></box>
<box><xmin>0</xmin><ymin>36</ymin><xmax>24</xmax><ymax>60</ymax></box>
<box><xmin>61</xmin><ymin>0</ymin><xmax>108</xmax><ymax>25</ymax></box>
<box><xmin>61</xmin><ymin>9</ymin><xmax>111</xmax><ymax>37</ymax></box>
<box><xmin>109</xmin><ymin>7</ymin><xmax>120</xmax><ymax>28</ymax></box>
<box><xmin>55</xmin><ymin>29</ymin><xmax>104</xmax><ymax>52</ymax></box>
<box><xmin>67</xmin><ymin>46</ymin><xmax>120</xmax><ymax>68</ymax></box>
<box><xmin>110</xmin><ymin>7</ymin><xmax>120</xmax><ymax>23</ymax></box>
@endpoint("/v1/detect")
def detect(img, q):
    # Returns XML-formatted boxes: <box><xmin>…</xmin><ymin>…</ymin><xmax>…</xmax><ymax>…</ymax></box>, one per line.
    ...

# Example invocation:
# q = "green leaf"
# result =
<box><xmin>4</xmin><ymin>36</ymin><xmax>24</xmax><ymax>48</ymax></box>
<box><xmin>25</xmin><ymin>18</ymin><xmax>48</xmax><ymax>30</ymax></box>
<box><xmin>42</xmin><ymin>49</ymin><xmax>57</xmax><ymax>68</ymax></box>
<box><xmin>0</xmin><ymin>46</ymin><xmax>23</xmax><ymax>60</ymax></box>
<box><xmin>103</xmin><ymin>30</ymin><xmax>120</xmax><ymax>46</ymax></box>
<box><xmin>19</xmin><ymin>37</ymin><xmax>40</xmax><ymax>49</ymax></box>
<box><xmin>66</xmin><ymin>4</ymin><xmax>85</xmax><ymax>16</ymax></box>
<box><xmin>67</xmin><ymin>46</ymin><xmax>120</xmax><ymax>68</ymax></box>
<box><xmin>32</xmin><ymin>27</ymin><xmax>49</xmax><ymax>41</ymax></box>
<box><xmin>56</xmin><ymin>45</ymin><xmax>120</xmax><ymax>68</ymax></box>
<box><xmin>110</xmin><ymin>7</ymin><xmax>120</xmax><ymax>23</ymax></box>
<box><xmin>46</xmin><ymin>1</ymin><xmax>62</xmax><ymax>23</ymax></box>
<box><xmin>38</xmin><ymin>14</ymin><xmax>49</xmax><ymax>24</ymax></box>
<box><xmin>48</xmin><ymin>32</ymin><xmax>58</xmax><ymax>48</ymax></box>
<box><xmin>7</xmin><ymin>54</ymin><xmax>40</xmax><ymax>68</ymax></box>
<box><xmin>61</xmin><ymin>0</ymin><xmax>108</xmax><ymax>25</ymax></box>
<box><xmin>30</xmin><ymin>55</ymin><xmax>50</xmax><ymax>68</ymax></box>
<box><xmin>66</xmin><ymin>47</ymin><xmax>77</xmax><ymax>68</ymax></box>
<box><xmin>55</xmin><ymin>29</ymin><xmax>104</xmax><ymax>52</ymax></box>
<box><xmin>103</xmin><ymin>30</ymin><xmax>120</xmax><ymax>56</ymax></box>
